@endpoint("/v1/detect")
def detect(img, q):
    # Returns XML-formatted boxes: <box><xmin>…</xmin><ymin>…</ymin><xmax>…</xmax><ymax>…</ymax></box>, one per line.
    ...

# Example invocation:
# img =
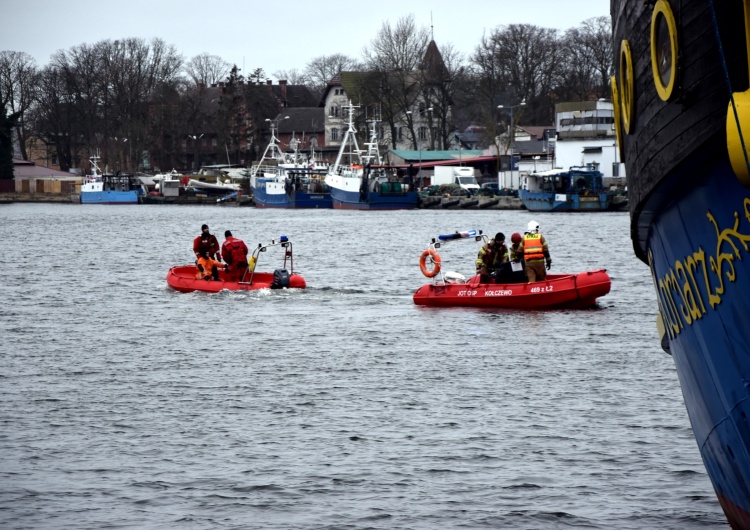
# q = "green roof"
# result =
<box><xmin>390</xmin><ymin>149</ymin><xmax>483</xmax><ymax>161</ymax></box>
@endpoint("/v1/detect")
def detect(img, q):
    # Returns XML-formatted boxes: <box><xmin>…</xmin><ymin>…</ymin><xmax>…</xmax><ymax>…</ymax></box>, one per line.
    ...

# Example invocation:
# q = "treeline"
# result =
<box><xmin>0</xmin><ymin>14</ymin><xmax>611</xmax><ymax>178</ymax></box>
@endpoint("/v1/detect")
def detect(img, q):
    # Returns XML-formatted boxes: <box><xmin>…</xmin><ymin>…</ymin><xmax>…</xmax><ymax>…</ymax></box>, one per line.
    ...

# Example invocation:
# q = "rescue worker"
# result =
<box><xmin>508</xmin><ymin>232</ymin><xmax>528</xmax><ymax>283</ymax></box>
<box><xmin>195</xmin><ymin>248</ymin><xmax>225</xmax><ymax>281</ymax></box>
<box><xmin>221</xmin><ymin>230</ymin><xmax>249</xmax><ymax>282</ymax></box>
<box><xmin>475</xmin><ymin>232</ymin><xmax>509</xmax><ymax>283</ymax></box>
<box><xmin>517</xmin><ymin>220</ymin><xmax>552</xmax><ymax>282</ymax></box>
<box><xmin>193</xmin><ymin>224</ymin><xmax>221</xmax><ymax>261</ymax></box>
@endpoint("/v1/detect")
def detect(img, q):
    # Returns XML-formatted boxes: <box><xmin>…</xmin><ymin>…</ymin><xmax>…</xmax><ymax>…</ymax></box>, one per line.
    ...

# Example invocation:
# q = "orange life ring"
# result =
<box><xmin>419</xmin><ymin>248</ymin><xmax>441</xmax><ymax>278</ymax></box>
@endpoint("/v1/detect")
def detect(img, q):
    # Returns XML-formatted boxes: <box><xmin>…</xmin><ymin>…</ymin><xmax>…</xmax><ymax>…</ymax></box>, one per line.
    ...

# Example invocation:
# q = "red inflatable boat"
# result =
<box><xmin>167</xmin><ymin>236</ymin><xmax>306</xmax><ymax>293</ymax></box>
<box><xmin>412</xmin><ymin>230</ymin><xmax>611</xmax><ymax>309</ymax></box>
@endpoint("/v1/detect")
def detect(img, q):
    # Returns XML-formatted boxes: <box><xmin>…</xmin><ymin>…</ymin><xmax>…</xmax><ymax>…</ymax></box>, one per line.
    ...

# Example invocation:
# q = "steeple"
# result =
<box><xmin>421</xmin><ymin>40</ymin><xmax>450</xmax><ymax>84</ymax></box>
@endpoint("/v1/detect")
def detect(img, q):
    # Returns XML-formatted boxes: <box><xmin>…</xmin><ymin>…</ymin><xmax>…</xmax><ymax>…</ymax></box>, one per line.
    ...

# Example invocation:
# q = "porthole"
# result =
<box><xmin>611</xmin><ymin>75</ymin><xmax>625</xmax><ymax>162</ymax></box>
<box><xmin>651</xmin><ymin>0</ymin><xmax>678</xmax><ymax>101</ymax></box>
<box><xmin>619</xmin><ymin>40</ymin><xmax>634</xmax><ymax>134</ymax></box>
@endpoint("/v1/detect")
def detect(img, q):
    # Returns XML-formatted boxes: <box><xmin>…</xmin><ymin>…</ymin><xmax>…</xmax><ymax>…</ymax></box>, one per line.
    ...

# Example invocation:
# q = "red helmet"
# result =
<box><xmin>511</xmin><ymin>232</ymin><xmax>522</xmax><ymax>244</ymax></box>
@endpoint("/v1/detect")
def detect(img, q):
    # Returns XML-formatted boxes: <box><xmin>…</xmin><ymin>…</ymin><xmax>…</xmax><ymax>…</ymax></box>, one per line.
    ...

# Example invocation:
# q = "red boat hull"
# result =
<box><xmin>166</xmin><ymin>265</ymin><xmax>306</xmax><ymax>293</ymax></box>
<box><xmin>413</xmin><ymin>270</ymin><xmax>611</xmax><ymax>309</ymax></box>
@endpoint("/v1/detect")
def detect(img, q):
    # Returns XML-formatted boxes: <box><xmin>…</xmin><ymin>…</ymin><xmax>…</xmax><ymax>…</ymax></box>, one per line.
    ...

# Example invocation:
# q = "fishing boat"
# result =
<box><xmin>324</xmin><ymin>102</ymin><xmax>419</xmax><ymax>210</ymax></box>
<box><xmin>412</xmin><ymin>230</ymin><xmax>611</xmax><ymax>308</ymax></box>
<box><xmin>249</xmin><ymin>125</ymin><xmax>331</xmax><ymax>208</ymax></box>
<box><xmin>519</xmin><ymin>165</ymin><xmax>612</xmax><ymax>212</ymax></box>
<box><xmin>612</xmin><ymin>0</ymin><xmax>750</xmax><ymax>526</ymax></box>
<box><xmin>80</xmin><ymin>154</ymin><xmax>140</xmax><ymax>204</ymax></box>
<box><xmin>166</xmin><ymin>236</ymin><xmax>306</xmax><ymax>293</ymax></box>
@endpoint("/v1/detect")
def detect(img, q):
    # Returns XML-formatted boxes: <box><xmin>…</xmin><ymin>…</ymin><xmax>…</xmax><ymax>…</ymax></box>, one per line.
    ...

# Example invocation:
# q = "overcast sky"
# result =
<box><xmin>1</xmin><ymin>0</ymin><xmax>609</xmax><ymax>78</ymax></box>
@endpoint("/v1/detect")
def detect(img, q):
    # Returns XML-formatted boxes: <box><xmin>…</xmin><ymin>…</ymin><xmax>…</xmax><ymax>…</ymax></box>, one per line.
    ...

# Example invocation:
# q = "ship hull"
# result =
<box><xmin>80</xmin><ymin>190</ymin><xmax>139</xmax><ymax>204</ymax></box>
<box><xmin>643</xmin><ymin>151</ymin><xmax>750</xmax><ymax>526</ymax></box>
<box><xmin>328</xmin><ymin>186</ymin><xmax>419</xmax><ymax>210</ymax></box>
<box><xmin>519</xmin><ymin>190</ymin><xmax>611</xmax><ymax>212</ymax></box>
<box><xmin>254</xmin><ymin>188</ymin><xmax>332</xmax><ymax>209</ymax></box>
<box><xmin>413</xmin><ymin>270</ymin><xmax>611</xmax><ymax>309</ymax></box>
<box><xmin>166</xmin><ymin>266</ymin><xmax>306</xmax><ymax>293</ymax></box>
<box><xmin>612</xmin><ymin>0</ymin><xmax>750</xmax><ymax>525</ymax></box>
<box><xmin>253</xmin><ymin>176</ymin><xmax>332</xmax><ymax>208</ymax></box>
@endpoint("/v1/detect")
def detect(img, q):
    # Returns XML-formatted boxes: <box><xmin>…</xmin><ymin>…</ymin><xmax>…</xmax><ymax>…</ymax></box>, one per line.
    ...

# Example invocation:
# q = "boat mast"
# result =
<box><xmin>89</xmin><ymin>151</ymin><xmax>102</xmax><ymax>178</ymax></box>
<box><xmin>332</xmin><ymin>101</ymin><xmax>363</xmax><ymax>173</ymax></box>
<box><xmin>250</xmin><ymin>121</ymin><xmax>285</xmax><ymax>177</ymax></box>
<box><xmin>361</xmin><ymin>118</ymin><xmax>382</xmax><ymax>166</ymax></box>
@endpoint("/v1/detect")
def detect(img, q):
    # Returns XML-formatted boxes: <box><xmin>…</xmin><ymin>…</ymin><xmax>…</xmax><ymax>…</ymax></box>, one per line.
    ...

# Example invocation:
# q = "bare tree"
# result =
<box><xmin>418</xmin><ymin>41</ymin><xmax>465</xmax><ymax>150</ymax></box>
<box><xmin>363</xmin><ymin>15</ymin><xmax>430</xmax><ymax>149</ymax></box>
<box><xmin>28</xmin><ymin>65</ymin><xmax>79</xmax><ymax>170</ymax></box>
<box><xmin>185</xmin><ymin>53</ymin><xmax>231</xmax><ymax>87</ymax></box>
<box><xmin>272</xmin><ymin>68</ymin><xmax>308</xmax><ymax>86</ymax></box>
<box><xmin>0</xmin><ymin>51</ymin><xmax>39</xmax><ymax>161</ymax></box>
<box><xmin>304</xmin><ymin>54</ymin><xmax>361</xmax><ymax>99</ymax></box>
<box><xmin>34</xmin><ymin>38</ymin><xmax>183</xmax><ymax>172</ymax></box>
<box><xmin>469</xmin><ymin>24</ymin><xmax>563</xmax><ymax>128</ymax></box>
<box><xmin>579</xmin><ymin>16</ymin><xmax>613</xmax><ymax>96</ymax></box>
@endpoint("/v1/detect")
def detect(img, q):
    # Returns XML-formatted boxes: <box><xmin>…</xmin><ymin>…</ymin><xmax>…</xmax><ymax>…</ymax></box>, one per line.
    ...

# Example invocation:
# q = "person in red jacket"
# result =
<box><xmin>193</xmin><ymin>224</ymin><xmax>221</xmax><ymax>261</ymax></box>
<box><xmin>221</xmin><ymin>230</ymin><xmax>249</xmax><ymax>282</ymax></box>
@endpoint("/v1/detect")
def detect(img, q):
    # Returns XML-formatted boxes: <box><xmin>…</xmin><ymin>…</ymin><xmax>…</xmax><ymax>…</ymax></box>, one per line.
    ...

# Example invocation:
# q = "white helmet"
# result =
<box><xmin>527</xmin><ymin>220</ymin><xmax>540</xmax><ymax>232</ymax></box>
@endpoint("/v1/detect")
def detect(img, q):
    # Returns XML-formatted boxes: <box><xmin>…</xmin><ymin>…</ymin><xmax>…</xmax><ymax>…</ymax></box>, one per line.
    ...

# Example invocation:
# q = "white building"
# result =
<box><xmin>553</xmin><ymin>100</ymin><xmax>625</xmax><ymax>187</ymax></box>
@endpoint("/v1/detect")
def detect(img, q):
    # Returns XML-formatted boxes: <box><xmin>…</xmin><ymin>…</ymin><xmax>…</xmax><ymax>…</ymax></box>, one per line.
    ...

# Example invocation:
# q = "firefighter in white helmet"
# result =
<box><xmin>516</xmin><ymin>220</ymin><xmax>552</xmax><ymax>282</ymax></box>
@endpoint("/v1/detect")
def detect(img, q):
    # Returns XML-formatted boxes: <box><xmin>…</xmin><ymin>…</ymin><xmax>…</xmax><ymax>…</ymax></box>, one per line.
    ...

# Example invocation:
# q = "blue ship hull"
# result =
<box><xmin>253</xmin><ymin>188</ymin><xmax>332</xmax><ymax>209</ymax></box>
<box><xmin>519</xmin><ymin>191</ymin><xmax>610</xmax><ymax>212</ymax></box>
<box><xmin>613</xmin><ymin>0</ymin><xmax>750</xmax><ymax>525</ymax></box>
<box><xmin>80</xmin><ymin>190</ymin><xmax>139</xmax><ymax>204</ymax></box>
<box><xmin>646</xmin><ymin>151</ymin><xmax>750</xmax><ymax>523</ymax></box>
<box><xmin>328</xmin><ymin>186</ymin><xmax>418</xmax><ymax>210</ymax></box>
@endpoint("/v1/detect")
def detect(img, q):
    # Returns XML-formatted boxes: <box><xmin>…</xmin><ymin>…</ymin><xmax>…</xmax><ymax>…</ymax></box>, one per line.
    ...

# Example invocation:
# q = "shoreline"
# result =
<box><xmin>0</xmin><ymin>192</ymin><xmax>525</xmax><ymax>209</ymax></box>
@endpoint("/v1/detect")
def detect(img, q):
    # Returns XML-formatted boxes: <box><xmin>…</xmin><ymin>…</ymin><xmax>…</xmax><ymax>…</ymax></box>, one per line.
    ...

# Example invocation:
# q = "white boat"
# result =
<box><xmin>188</xmin><ymin>165</ymin><xmax>245</xmax><ymax>194</ymax></box>
<box><xmin>187</xmin><ymin>178</ymin><xmax>240</xmax><ymax>193</ymax></box>
<box><xmin>324</xmin><ymin>102</ymin><xmax>418</xmax><ymax>210</ymax></box>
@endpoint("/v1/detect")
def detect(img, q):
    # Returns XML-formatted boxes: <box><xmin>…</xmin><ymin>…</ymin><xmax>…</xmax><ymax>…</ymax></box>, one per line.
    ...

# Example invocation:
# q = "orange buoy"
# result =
<box><xmin>419</xmin><ymin>248</ymin><xmax>441</xmax><ymax>278</ymax></box>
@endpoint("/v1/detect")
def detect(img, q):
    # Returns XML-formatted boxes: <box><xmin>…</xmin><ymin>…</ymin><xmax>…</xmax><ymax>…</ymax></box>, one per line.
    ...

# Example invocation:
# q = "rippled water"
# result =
<box><xmin>1</xmin><ymin>204</ymin><xmax>728</xmax><ymax>529</ymax></box>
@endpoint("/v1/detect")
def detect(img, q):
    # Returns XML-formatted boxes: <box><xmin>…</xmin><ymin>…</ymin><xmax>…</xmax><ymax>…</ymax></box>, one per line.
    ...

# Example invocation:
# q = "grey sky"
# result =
<box><xmin>1</xmin><ymin>0</ymin><xmax>608</xmax><ymax>78</ymax></box>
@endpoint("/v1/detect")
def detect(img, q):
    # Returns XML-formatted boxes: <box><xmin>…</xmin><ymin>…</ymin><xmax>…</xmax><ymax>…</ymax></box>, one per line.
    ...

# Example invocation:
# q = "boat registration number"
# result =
<box><xmin>457</xmin><ymin>289</ymin><xmax>513</xmax><ymax>297</ymax></box>
<box><xmin>530</xmin><ymin>285</ymin><xmax>554</xmax><ymax>293</ymax></box>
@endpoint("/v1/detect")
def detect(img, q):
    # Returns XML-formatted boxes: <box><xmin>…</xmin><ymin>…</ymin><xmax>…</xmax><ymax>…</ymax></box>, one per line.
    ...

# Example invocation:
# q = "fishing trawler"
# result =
<box><xmin>80</xmin><ymin>154</ymin><xmax>140</xmax><ymax>204</ymax></box>
<box><xmin>248</xmin><ymin>121</ymin><xmax>331</xmax><ymax>208</ymax></box>
<box><xmin>612</xmin><ymin>0</ymin><xmax>750</xmax><ymax>526</ymax></box>
<box><xmin>324</xmin><ymin>102</ymin><xmax>419</xmax><ymax>210</ymax></box>
<box><xmin>519</xmin><ymin>165</ymin><xmax>612</xmax><ymax>212</ymax></box>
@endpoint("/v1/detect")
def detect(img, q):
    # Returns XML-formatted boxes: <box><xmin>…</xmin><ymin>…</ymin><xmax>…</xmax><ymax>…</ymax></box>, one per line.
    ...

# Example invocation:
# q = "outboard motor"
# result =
<box><xmin>271</xmin><ymin>269</ymin><xmax>290</xmax><ymax>289</ymax></box>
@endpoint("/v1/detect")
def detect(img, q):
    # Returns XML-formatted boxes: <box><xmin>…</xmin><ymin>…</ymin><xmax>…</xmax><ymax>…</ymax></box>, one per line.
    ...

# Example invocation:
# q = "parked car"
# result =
<box><xmin>479</xmin><ymin>182</ymin><xmax>500</xmax><ymax>196</ymax></box>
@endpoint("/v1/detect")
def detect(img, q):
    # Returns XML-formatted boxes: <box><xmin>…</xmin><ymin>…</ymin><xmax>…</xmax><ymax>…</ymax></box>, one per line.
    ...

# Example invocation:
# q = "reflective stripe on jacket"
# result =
<box><xmin>523</xmin><ymin>233</ymin><xmax>545</xmax><ymax>261</ymax></box>
<box><xmin>476</xmin><ymin>241</ymin><xmax>508</xmax><ymax>270</ymax></box>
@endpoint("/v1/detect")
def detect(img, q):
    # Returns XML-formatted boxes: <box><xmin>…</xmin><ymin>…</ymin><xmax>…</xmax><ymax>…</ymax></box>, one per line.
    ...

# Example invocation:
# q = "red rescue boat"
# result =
<box><xmin>167</xmin><ymin>236</ymin><xmax>306</xmax><ymax>293</ymax></box>
<box><xmin>412</xmin><ymin>230</ymin><xmax>611</xmax><ymax>309</ymax></box>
